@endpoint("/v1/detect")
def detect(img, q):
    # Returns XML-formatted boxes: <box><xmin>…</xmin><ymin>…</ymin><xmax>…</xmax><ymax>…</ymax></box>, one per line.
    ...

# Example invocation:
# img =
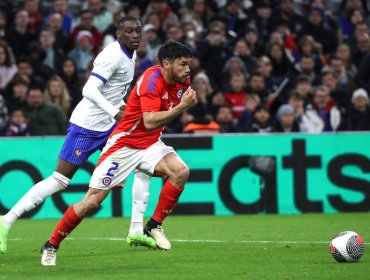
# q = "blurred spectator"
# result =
<box><xmin>246</xmin><ymin>72</ymin><xmax>266</xmax><ymax>101</ymax></box>
<box><xmin>0</xmin><ymin>10</ymin><xmax>9</xmax><ymax>41</ymax></box>
<box><xmin>165</xmin><ymin>23</ymin><xmax>184</xmax><ymax>42</ymax></box>
<box><xmin>182</xmin><ymin>21</ymin><xmax>201</xmax><ymax>51</ymax></box>
<box><xmin>179</xmin><ymin>0</ymin><xmax>216</xmax><ymax>31</ymax></box>
<box><xmin>43</xmin><ymin>75</ymin><xmax>71</xmax><ymax>117</ymax></box>
<box><xmin>305</xmin><ymin>86</ymin><xmax>341</xmax><ymax>132</ymax></box>
<box><xmin>103</xmin><ymin>10</ymin><xmax>125</xmax><ymax>48</ymax></box>
<box><xmin>274</xmin><ymin>0</ymin><xmax>304</xmax><ymax>33</ymax></box>
<box><xmin>126</xmin><ymin>5</ymin><xmax>141</xmax><ymax>19</ymax></box>
<box><xmin>350</xmin><ymin>22</ymin><xmax>370</xmax><ymax>66</ymax></box>
<box><xmin>238</xmin><ymin>94</ymin><xmax>260</xmax><ymax>130</ymax></box>
<box><xmin>224</xmin><ymin>72</ymin><xmax>248</xmax><ymax>118</ymax></box>
<box><xmin>5</xmin><ymin>9</ymin><xmax>37</xmax><ymax>58</ymax></box>
<box><xmin>340</xmin><ymin>88</ymin><xmax>370</xmax><ymax>131</ymax></box>
<box><xmin>233</xmin><ymin>38</ymin><xmax>256</xmax><ymax>75</ymax></box>
<box><xmin>86</xmin><ymin>0</ymin><xmax>113</xmax><ymax>32</ymax></box>
<box><xmin>68</xmin><ymin>30</ymin><xmax>95</xmax><ymax>80</ymax></box>
<box><xmin>243</xmin><ymin>27</ymin><xmax>264</xmax><ymax>57</ymax></box>
<box><xmin>218</xmin><ymin>0</ymin><xmax>247</xmax><ymax>34</ymax></box>
<box><xmin>267</xmin><ymin>42</ymin><xmax>293</xmax><ymax>82</ymax></box>
<box><xmin>215</xmin><ymin>104</ymin><xmax>239</xmax><ymax>133</ymax></box>
<box><xmin>58</xmin><ymin>58</ymin><xmax>81</xmax><ymax>108</ymax></box>
<box><xmin>24</xmin><ymin>84</ymin><xmax>67</xmax><ymax>135</ymax></box>
<box><xmin>48</xmin><ymin>0</ymin><xmax>74</xmax><ymax>34</ymax></box>
<box><xmin>339</xmin><ymin>8</ymin><xmax>367</xmax><ymax>40</ymax></box>
<box><xmin>0</xmin><ymin>91</ymin><xmax>8</xmax><ymax>132</ymax></box>
<box><xmin>208</xmin><ymin>90</ymin><xmax>225</xmax><ymax>118</ymax></box>
<box><xmin>251</xmin><ymin>3</ymin><xmax>275</xmax><ymax>43</ymax></box>
<box><xmin>142</xmin><ymin>0</ymin><xmax>179</xmax><ymax>31</ymax></box>
<box><xmin>16</xmin><ymin>56</ymin><xmax>46</xmax><ymax>90</ymax></box>
<box><xmin>272</xmin><ymin>104</ymin><xmax>300</xmax><ymax>132</ymax></box>
<box><xmin>292</xmin><ymin>55</ymin><xmax>318</xmax><ymax>84</ymax></box>
<box><xmin>142</xmin><ymin>23</ymin><xmax>162</xmax><ymax>62</ymax></box>
<box><xmin>222</xmin><ymin>56</ymin><xmax>248</xmax><ymax>86</ymax></box>
<box><xmin>39</xmin><ymin>27</ymin><xmax>66</xmax><ymax>71</ymax></box>
<box><xmin>324</xmin><ymin>54</ymin><xmax>356</xmax><ymax>93</ymax></box>
<box><xmin>336</xmin><ymin>43</ymin><xmax>357</xmax><ymax>76</ymax></box>
<box><xmin>134</xmin><ymin>40</ymin><xmax>154</xmax><ymax>80</ymax></box>
<box><xmin>320</xmin><ymin>70</ymin><xmax>351</xmax><ymax>111</ymax></box>
<box><xmin>4</xmin><ymin>74</ymin><xmax>30</xmax><ymax>113</ymax></box>
<box><xmin>71</xmin><ymin>10</ymin><xmax>104</xmax><ymax>55</ymax></box>
<box><xmin>294</xmin><ymin>35</ymin><xmax>324</xmax><ymax>74</ymax></box>
<box><xmin>45</xmin><ymin>13</ymin><xmax>71</xmax><ymax>53</ymax></box>
<box><xmin>355</xmin><ymin>45</ymin><xmax>370</xmax><ymax>93</ymax></box>
<box><xmin>297</xmin><ymin>7</ymin><xmax>338</xmax><ymax>54</ymax></box>
<box><xmin>244</xmin><ymin>105</ymin><xmax>272</xmax><ymax>133</ymax></box>
<box><xmin>4</xmin><ymin>108</ymin><xmax>34</xmax><ymax>136</ymax></box>
<box><xmin>24</xmin><ymin>0</ymin><xmax>43</xmax><ymax>34</ymax></box>
<box><xmin>0</xmin><ymin>41</ymin><xmax>17</xmax><ymax>91</ymax></box>
<box><xmin>198</xmin><ymin>20</ymin><xmax>233</xmax><ymax>90</ymax></box>
<box><xmin>256</xmin><ymin>55</ymin><xmax>275</xmax><ymax>93</ymax></box>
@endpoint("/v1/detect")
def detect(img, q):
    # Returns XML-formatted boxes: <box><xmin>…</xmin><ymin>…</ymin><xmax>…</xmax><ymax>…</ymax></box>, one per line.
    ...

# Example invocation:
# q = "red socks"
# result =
<box><xmin>152</xmin><ymin>180</ymin><xmax>184</xmax><ymax>223</ymax></box>
<box><xmin>50</xmin><ymin>206</ymin><xmax>83</xmax><ymax>246</ymax></box>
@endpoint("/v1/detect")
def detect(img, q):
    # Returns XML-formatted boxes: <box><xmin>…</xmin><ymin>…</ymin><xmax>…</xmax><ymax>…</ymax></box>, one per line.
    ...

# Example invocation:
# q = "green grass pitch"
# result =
<box><xmin>0</xmin><ymin>213</ymin><xmax>369</xmax><ymax>280</ymax></box>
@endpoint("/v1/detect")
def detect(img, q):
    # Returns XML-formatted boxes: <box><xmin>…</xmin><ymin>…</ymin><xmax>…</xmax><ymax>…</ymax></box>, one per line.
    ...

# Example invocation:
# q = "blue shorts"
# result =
<box><xmin>59</xmin><ymin>123</ymin><xmax>116</xmax><ymax>166</ymax></box>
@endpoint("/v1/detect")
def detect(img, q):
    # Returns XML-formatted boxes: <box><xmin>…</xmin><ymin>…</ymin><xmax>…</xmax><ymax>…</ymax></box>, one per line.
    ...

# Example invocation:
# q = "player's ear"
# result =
<box><xmin>162</xmin><ymin>59</ymin><xmax>170</xmax><ymax>70</ymax></box>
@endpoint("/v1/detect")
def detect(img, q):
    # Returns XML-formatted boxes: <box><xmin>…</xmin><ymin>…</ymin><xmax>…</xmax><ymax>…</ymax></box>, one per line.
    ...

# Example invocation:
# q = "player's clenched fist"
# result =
<box><xmin>180</xmin><ymin>87</ymin><xmax>197</xmax><ymax>109</ymax></box>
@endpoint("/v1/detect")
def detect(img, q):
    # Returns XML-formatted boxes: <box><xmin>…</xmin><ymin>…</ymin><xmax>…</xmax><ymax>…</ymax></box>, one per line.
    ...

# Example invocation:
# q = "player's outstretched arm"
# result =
<box><xmin>143</xmin><ymin>87</ymin><xmax>196</xmax><ymax>131</ymax></box>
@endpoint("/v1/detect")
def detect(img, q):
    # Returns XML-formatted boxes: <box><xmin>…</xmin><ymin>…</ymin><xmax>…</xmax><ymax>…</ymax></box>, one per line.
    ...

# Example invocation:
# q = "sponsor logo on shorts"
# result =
<box><xmin>102</xmin><ymin>177</ymin><xmax>112</xmax><ymax>186</ymax></box>
<box><xmin>75</xmin><ymin>150</ymin><xmax>82</xmax><ymax>157</ymax></box>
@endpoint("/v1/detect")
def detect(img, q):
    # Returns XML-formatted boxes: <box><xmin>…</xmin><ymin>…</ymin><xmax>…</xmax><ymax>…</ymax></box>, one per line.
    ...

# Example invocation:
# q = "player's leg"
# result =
<box><xmin>41</xmin><ymin>187</ymin><xmax>110</xmax><ymax>266</ymax></box>
<box><xmin>126</xmin><ymin>171</ymin><xmax>156</xmax><ymax>249</ymax></box>
<box><xmin>138</xmin><ymin>142</ymin><xmax>189</xmax><ymax>250</ymax></box>
<box><xmin>0</xmin><ymin>159</ymin><xmax>78</xmax><ymax>254</ymax></box>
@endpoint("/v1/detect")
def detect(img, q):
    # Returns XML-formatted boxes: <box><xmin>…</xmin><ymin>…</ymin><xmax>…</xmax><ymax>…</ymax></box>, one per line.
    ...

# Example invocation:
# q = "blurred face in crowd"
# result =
<box><xmin>27</xmin><ymin>88</ymin><xmax>43</xmax><ymax>108</ymax></box>
<box><xmin>0</xmin><ymin>13</ymin><xmax>7</xmax><ymax>29</ymax></box>
<box><xmin>270</xmin><ymin>44</ymin><xmax>283</xmax><ymax>61</ymax></box>
<box><xmin>346</xmin><ymin>0</ymin><xmax>363</xmax><ymax>10</ymax></box>
<box><xmin>212</xmin><ymin>91</ymin><xmax>225</xmax><ymax>106</ymax></box>
<box><xmin>13</xmin><ymin>83</ymin><xmax>29</xmax><ymax>99</ymax></box>
<box><xmin>48</xmin><ymin>13</ymin><xmax>63</xmax><ymax>32</ymax></box>
<box><xmin>15</xmin><ymin>10</ymin><xmax>29</xmax><ymax>29</ymax></box>
<box><xmin>234</xmin><ymin>39</ymin><xmax>250</xmax><ymax>56</ymax></box>
<box><xmin>300</xmin><ymin>57</ymin><xmax>314</xmax><ymax>74</ymax></box>
<box><xmin>329</xmin><ymin>58</ymin><xmax>344</xmax><ymax>77</ymax></box>
<box><xmin>314</xmin><ymin>88</ymin><xmax>330</xmax><ymax>110</ymax></box>
<box><xmin>193</xmin><ymin>0</ymin><xmax>206</xmax><ymax>14</ymax></box>
<box><xmin>80</xmin><ymin>11</ymin><xmax>94</xmax><ymax>29</ymax></box>
<box><xmin>53</xmin><ymin>0</ymin><xmax>67</xmax><ymax>14</ymax></box>
<box><xmin>193</xmin><ymin>77</ymin><xmax>208</xmax><ymax>94</ymax></box>
<box><xmin>78</xmin><ymin>36</ymin><xmax>92</xmax><ymax>51</ymax></box>
<box><xmin>216</xmin><ymin>106</ymin><xmax>234</xmax><ymax>125</ymax></box>
<box><xmin>189</xmin><ymin>55</ymin><xmax>201</xmax><ymax>72</ymax></box>
<box><xmin>321</xmin><ymin>73</ymin><xmax>337</xmax><ymax>90</ymax></box>
<box><xmin>257</xmin><ymin>59</ymin><xmax>272</xmax><ymax>77</ymax></box>
<box><xmin>280</xmin><ymin>111</ymin><xmax>295</xmax><ymax>128</ymax></box>
<box><xmin>351</xmin><ymin>10</ymin><xmax>364</xmax><ymax>25</ymax></box>
<box><xmin>355</xmin><ymin>22</ymin><xmax>368</xmax><ymax>37</ymax></box>
<box><xmin>166</xmin><ymin>25</ymin><xmax>183</xmax><ymax>41</ymax></box>
<box><xmin>356</xmin><ymin>34</ymin><xmax>370</xmax><ymax>52</ymax></box>
<box><xmin>244</xmin><ymin>95</ymin><xmax>260</xmax><ymax>112</ymax></box>
<box><xmin>136</xmin><ymin>40</ymin><xmax>147</xmax><ymax>58</ymax></box>
<box><xmin>18</xmin><ymin>62</ymin><xmax>33</xmax><ymax>77</ymax></box>
<box><xmin>254</xmin><ymin>108</ymin><xmax>270</xmax><ymax>125</ymax></box>
<box><xmin>40</xmin><ymin>30</ymin><xmax>55</xmax><ymax>49</ymax></box>
<box><xmin>11</xmin><ymin>110</ymin><xmax>26</xmax><ymax>126</ymax></box>
<box><xmin>50</xmin><ymin>80</ymin><xmax>63</xmax><ymax>98</ymax></box>
<box><xmin>249</xmin><ymin>75</ymin><xmax>265</xmax><ymax>92</ymax></box>
<box><xmin>288</xmin><ymin>96</ymin><xmax>304</xmax><ymax>111</ymax></box>
<box><xmin>309</xmin><ymin>11</ymin><xmax>323</xmax><ymax>26</ymax></box>
<box><xmin>336</xmin><ymin>44</ymin><xmax>351</xmax><ymax>62</ymax></box>
<box><xmin>230</xmin><ymin>74</ymin><xmax>245</xmax><ymax>92</ymax></box>
<box><xmin>281</xmin><ymin>0</ymin><xmax>294</xmax><ymax>13</ymax></box>
<box><xmin>244</xmin><ymin>31</ymin><xmax>258</xmax><ymax>45</ymax></box>
<box><xmin>353</xmin><ymin>96</ymin><xmax>368</xmax><ymax>111</ymax></box>
<box><xmin>311</xmin><ymin>0</ymin><xmax>325</xmax><ymax>9</ymax></box>
<box><xmin>151</xmin><ymin>0</ymin><xmax>166</xmax><ymax>13</ymax></box>
<box><xmin>25</xmin><ymin>0</ymin><xmax>39</xmax><ymax>16</ymax></box>
<box><xmin>63</xmin><ymin>59</ymin><xmax>76</xmax><ymax>77</ymax></box>
<box><xmin>257</xmin><ymin>6</ymin><xmax>271</xmax><ymax>19</ymax></box>
<box><xmin>296</xmin><ymin>81</ymin><xmax>311</xmax><ymax>96</ymax></box>
<box><xmin>270</xmin><ymin>32</ymin><xmax>283</xmax><ymax>45</ymax></box>
<box><xmin>88</xmin><ymin>0</ymin><xmax>102</xmax><ymax>14</ymax></box>
<box><xmin>147</xmin><ymin>13</ymin><xmax>161</xmax><ymax>31</ymax></box>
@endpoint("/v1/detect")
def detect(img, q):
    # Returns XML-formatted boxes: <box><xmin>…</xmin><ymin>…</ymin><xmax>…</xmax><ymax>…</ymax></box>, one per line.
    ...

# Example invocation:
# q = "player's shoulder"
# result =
<box><xmin>141</xmin><ymin>65</ymin><xmax>164</xmax><ymax>92</ymax></box>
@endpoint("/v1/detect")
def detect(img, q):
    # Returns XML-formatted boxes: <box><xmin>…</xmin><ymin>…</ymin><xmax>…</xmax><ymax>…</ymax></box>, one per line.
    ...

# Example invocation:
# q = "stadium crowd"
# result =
<box><xmin>0</xmin><ymin>0</ymin><xmax>369</xmax><ymax>136</ymax></box>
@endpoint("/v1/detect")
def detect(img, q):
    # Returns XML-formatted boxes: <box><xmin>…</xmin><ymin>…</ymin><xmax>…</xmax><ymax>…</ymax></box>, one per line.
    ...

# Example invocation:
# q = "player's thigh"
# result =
<box><xmin>55</xmin><ymin>158</ymin><xmax>80</xmax><ymax>179</ymax></box>
<box><xmin>90</xmin><ymin>147</ymin><xmax>145</xmax><ymax>190</ymax></box>
<box><xmin>154</xmin><ymin>152</ymin><xmax>188</xmax><ymax>178</ymax></box>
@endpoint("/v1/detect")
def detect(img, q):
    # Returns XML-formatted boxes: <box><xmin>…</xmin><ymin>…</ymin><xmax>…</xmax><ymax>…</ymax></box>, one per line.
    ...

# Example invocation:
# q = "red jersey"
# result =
<box><xmin>109</xmin><ymin>65</ymin><xmax>190</xmax><ymax>149</ymax></box>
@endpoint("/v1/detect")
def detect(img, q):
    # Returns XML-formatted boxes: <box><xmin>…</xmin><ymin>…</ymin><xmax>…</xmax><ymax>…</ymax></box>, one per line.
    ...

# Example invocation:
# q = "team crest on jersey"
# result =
<box><xmin>75</xmin><ymin>150</ymin><xmax>82</xmax><ymax>157</ymax></box>
<box><xmin>177</xmin><ymin>89</ymin><xmax>184</xmax><ymax>99</ymax></box>
<box><xmin>102</xmin><ymin>177</ymin><xmax>112</xmax><ymax>186</ymax></box>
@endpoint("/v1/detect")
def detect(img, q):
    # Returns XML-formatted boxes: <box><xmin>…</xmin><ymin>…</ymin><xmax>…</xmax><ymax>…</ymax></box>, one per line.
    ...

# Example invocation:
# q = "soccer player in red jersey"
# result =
<box><xmin>40</xmin><ymin>40</ymin><xmax>196</xmax><ymax>265</ymax></box>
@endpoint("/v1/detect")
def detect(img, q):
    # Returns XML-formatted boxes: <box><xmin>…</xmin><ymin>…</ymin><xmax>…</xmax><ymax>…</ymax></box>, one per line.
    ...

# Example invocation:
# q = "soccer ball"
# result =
<box><xmin>330</xmin><ymin>231</ymin><xmax>365</xmax><ymax>262</ymax></box>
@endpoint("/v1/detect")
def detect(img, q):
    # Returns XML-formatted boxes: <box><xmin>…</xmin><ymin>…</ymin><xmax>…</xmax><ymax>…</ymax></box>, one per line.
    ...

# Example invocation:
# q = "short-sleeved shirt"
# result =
<box><xmin>69</xmin><ymin>39</ymin><xmax>136</xmax><ymax>132</ymax></box>
<box><xmin>106</xmin><ymin>65</ymin><xmax>190</xmax><ymax>150</ymax></box>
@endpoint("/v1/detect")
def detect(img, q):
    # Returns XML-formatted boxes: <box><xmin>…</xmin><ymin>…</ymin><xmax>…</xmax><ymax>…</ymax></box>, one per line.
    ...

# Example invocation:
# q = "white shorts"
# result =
<box><xmin>89</xmin><ymin>141</ymin><xmax>175</xmax><ymax>190</ymax></box>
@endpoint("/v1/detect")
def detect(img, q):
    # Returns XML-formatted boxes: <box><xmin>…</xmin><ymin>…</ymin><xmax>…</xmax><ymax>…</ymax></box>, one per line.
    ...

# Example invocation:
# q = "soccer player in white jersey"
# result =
<box><xmin>0</xmin><ymin>16</ymin><xmax>155</xmax><ymax>254</ymax></box>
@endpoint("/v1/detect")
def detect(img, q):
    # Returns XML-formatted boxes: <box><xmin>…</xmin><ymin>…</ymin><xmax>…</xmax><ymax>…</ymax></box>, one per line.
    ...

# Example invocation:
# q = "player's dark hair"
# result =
<box><xmin>117</xmin><ymin>15</ymin><xmax>140</xmax><ymax>29</ymax></box>
<box><xmin>157</xmin><ymin>40</ymin><xmax>192</xmax><ymax>65</ymax></box>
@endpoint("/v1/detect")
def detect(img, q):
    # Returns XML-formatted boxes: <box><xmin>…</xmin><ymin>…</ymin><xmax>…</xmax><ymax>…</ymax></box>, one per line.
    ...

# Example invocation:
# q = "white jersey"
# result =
<box><xmin>69</xmin><ymin>40</ymin><xmax>136</xmax><ymax>131</ymax></box>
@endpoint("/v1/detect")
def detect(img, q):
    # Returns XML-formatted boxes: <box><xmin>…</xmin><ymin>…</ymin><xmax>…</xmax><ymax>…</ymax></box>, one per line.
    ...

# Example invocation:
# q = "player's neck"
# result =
<box><xmin>118</xmin><ymin>39</ymin><xmax>134</xmax><ymax>55</ymax></box>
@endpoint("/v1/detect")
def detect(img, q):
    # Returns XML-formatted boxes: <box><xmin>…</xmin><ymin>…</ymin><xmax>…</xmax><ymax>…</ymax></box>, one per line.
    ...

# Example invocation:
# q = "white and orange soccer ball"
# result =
<box><xmin>330</xmin><ymin>231</ymin><xmax>365</xmax><ymax>262</ymax></box>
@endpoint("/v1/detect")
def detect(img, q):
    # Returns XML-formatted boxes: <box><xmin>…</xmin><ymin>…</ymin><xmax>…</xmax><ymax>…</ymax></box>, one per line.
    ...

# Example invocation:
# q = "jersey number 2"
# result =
<box><xmin>106</xmin><ymin>162</ymin><xmax>119</xmax><ymax>177</ymax></box>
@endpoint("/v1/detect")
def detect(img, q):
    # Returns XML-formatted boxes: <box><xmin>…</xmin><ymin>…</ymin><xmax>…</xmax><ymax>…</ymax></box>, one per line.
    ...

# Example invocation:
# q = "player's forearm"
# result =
<box><xmin>82</xmin><ymin>77</ymin><xmax>120</xmax><ymax>118</ymax></box>
<box><xmin>143</xmin><ymin>105</ymin><xmax>187</xmax><ymax>131</ymax></box>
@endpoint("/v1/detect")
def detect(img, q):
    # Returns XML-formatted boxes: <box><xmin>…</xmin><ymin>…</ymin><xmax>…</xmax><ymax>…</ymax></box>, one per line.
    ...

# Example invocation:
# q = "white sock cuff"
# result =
<box><xmin>52</xmin><ymin>171</ymin><xmax>70</xmax><ymax>189</ymax></box>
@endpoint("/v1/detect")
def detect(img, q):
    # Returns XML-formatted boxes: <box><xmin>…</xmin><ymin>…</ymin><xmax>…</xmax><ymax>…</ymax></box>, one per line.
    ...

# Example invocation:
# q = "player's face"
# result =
<box><xmin>117</xmin><ymin>20</ymin><xmax>142</xmax><ymax>52</ymax></box>
<box><xmin>169</xmin><ymin>57</ymin><xmax>191</xmax><ymax>83</ymax></box>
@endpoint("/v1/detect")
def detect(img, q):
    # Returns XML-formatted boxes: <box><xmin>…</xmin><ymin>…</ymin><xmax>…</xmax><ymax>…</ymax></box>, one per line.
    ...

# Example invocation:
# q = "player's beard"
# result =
<box><xmin>171</xmin><ymin>70</ymin><xmax>187</xmax><ymax>84</ymax></box>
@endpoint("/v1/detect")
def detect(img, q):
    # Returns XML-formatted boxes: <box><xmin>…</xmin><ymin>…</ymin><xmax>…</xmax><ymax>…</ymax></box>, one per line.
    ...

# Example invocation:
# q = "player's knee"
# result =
<box><xmin>85</xmin><ymin>199</ymin><xmax>100</xmax><ymax>212</ymax></box>
<box><xmin>173</xmin><ymin>164</ymin><xmax>190</xmax><ymax>184</ymax></box>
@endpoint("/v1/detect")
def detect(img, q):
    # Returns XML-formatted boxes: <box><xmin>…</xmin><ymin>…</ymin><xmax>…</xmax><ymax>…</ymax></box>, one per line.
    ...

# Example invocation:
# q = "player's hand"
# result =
<box><xmin>114</xmin><ymin>110</ymin><xmax>124</xmax><ymax>122</ymax></box>
<box><xmin>180</xmin><ymin>87</ymin><xmax>197</xmax><ymax>109</ymax></box>
<box><xmin>119</xmin><ymin>104</ymin><xmax>126</xmax><ymax>112</ymax></box>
